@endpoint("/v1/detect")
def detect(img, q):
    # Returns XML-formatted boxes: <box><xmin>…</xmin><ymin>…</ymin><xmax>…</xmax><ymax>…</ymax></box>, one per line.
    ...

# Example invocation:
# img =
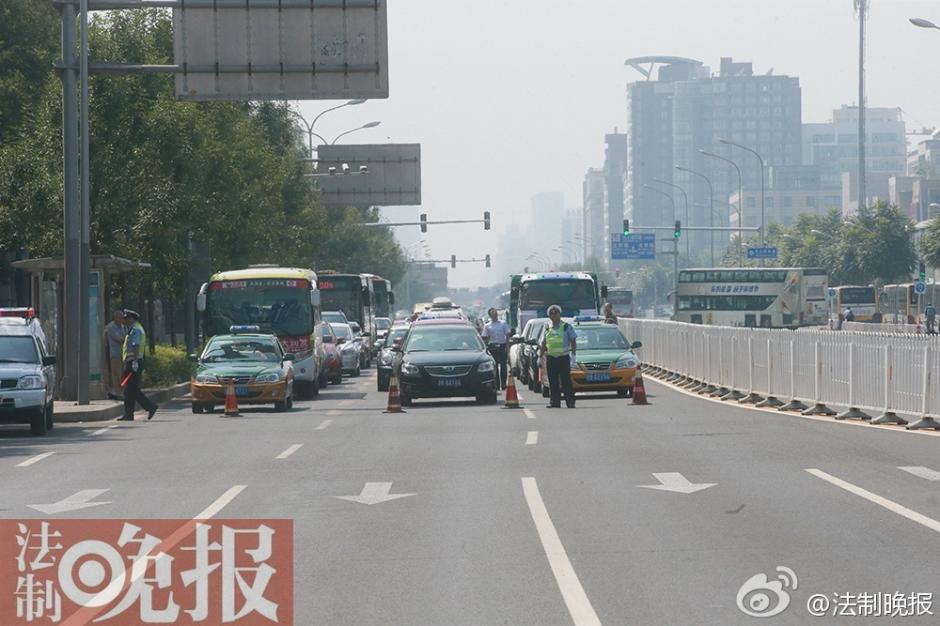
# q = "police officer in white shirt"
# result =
<box><xmin>482</xmin><ymin>307</ymin><xmax>512</xmax><ymax>390</ymax></box>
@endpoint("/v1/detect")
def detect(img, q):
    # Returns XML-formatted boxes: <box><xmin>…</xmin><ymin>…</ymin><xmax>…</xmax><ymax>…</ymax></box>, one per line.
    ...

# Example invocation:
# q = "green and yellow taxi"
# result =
<box><xmin>565</xmin><ymin>317</ymin><xmax>642</xmax><ymax>397</ymax></box>
<box><xmin>190</xmin><ymin>326</ymin><xmax>295</xmax><ymax>413</ymax></box>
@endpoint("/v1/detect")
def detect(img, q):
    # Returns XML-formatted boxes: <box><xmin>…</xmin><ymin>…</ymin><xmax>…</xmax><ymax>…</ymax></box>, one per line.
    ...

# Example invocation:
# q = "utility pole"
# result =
<box><xmin>857</xmin><ymin>0</ymin><xmax>869</xmax><ymax>210</ymax></box>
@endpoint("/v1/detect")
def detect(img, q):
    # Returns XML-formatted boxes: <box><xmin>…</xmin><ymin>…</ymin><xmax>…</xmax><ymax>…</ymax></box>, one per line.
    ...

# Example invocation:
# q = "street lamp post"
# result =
<box><xmin>720</xmin><ymin>139</ymin><xmax>766</xmax><ymax>250</ymax></box>
<box><xmin>700</xmin><ymin>149</ymin><xmax>744</xmax><ymax>264</ymax></box>
<box><xmin>675</xmin><ymin>165</ymin><xmax>716</xmax><ymax>266</ymax></box>
<box><xmin>289</xmin><ymin>98</ymin><xmax>366</xmax><ymax>158</ymax></box>
<box><xmin>652</xmin><ymin>178</ymin><xmax>690</xmax><ymax>260</ymax></box>
<box><xmin>642</xmin><ymin>184</ymin><xmax>680</xmax><ymax>315</ymax></box>
<box><xmin>910</xmin><ymin>17</ymin><xmax>940</xmax><ymax>29</ymax></box>
<box><xmin>332</xmin><ymin>120</ymin><xmax>381</xmax><ymax>144</ymax></box>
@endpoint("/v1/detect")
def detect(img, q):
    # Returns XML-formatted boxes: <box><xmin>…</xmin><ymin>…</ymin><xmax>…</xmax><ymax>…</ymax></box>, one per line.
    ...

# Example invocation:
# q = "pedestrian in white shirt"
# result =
<box><xmin>482</xmin><ymin>307</ymin><xmax>512</xmax><ymax>390</ymax></box>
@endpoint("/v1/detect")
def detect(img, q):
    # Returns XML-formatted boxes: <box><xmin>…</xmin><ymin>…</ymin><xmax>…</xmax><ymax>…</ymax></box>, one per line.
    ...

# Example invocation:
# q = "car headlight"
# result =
<box><xmin>616</xmin><ymin>356</ymin><xmax>639</xmax><ymax>369</ymax></box>
<box><xmin>17</xmin><ymin>375</ymin><xmax>44</xmax><ymax>390</ymax></box>
<box><xmin>195</xmin><ymin>374</ymin><xmax>219</xmax><ymax>384</ymax></box>
<box><xmin>477</xmin><ymin>360</ymin><xmax>495</xmax><ymax>372</ymax></box>
<box><xmin>400</xmin><ymin>362</ymin><xmax>420</xmax><ymax>376</ymax></box>
<box><xmin>254</xmin><ymin>372</ymin><xmax>281</xmax><ymax>384</ymax></box>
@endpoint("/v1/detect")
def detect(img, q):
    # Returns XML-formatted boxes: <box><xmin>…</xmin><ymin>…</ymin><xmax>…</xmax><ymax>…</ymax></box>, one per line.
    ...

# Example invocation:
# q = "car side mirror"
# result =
<box><xmin>283</xmin><ymin>353</ymin><xmax>296</xmax><ymax>362</ymax></box>
<box><xmin>631</xmin><ymin>341</ymin><xmax>642</xmax><ymax>350</ymax></box>
<box><xmin>42</xmin><ymin>355</ymin><xmax>57</xmax><ymax>366</ymax></box>
<box><xmin>196</xmin><ymin>289</ymin><xmax>207</xmax><ymax>312</ymax></box>
<box><xmin>336</xmin><ymin>338</ymin><xmax>346</xmax><ymax>345</ymax></box>
<box><xmin>601</xmin><ymin>285</ymin><xmax>609</xmax><ymax>298</ymax></box>
<box><xmin>390</xmin><ymin>345</ymin><xmax>402</xmax><ymax>353</ymax></box>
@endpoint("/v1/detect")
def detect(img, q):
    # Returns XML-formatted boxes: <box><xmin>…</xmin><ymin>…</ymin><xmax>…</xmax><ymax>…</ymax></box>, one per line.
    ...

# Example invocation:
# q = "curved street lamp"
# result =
<box><xmin>910</xmin><ymin>17</ymin><xmax>940</xmax><ymax>29</ymax></box>
<box><xmin>677</xmin><ymin>165</ymin><xmax>716</xmax><ymax>265</ymax></box>
<box><xmin>290</xmin><ymin>99</ymin><xmax>367</xmax><ymax>157</ymax></box>
<box><xmin>332</xmin><ymin>120</ymin><xmax>381</xmax><ymax>144</ymax></box>
<box><xmin>652</xmin><ymin>178</ymin><xmax>690</xmax><ymax>259</ymax></box>
<box><xmin>720</xmin><ymin>138</ymin><xmax>766</xmax><ymax>247</ymax></box>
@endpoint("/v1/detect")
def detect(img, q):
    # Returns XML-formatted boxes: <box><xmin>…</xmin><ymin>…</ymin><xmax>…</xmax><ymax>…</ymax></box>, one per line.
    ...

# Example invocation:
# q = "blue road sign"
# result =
<box><xmin>611</xmin><ymin>233</ymin><xmax>655</xmax><ymax>260</ymax></box>
<box><xmin>914</xmin><ymin>281</ymin><xmax>927</xmax><ymax>296</ymax></box>
<box><xmin>747</xmin><ymin>246</ymin><xmax>778</xmax><ymax>260</ymax></box>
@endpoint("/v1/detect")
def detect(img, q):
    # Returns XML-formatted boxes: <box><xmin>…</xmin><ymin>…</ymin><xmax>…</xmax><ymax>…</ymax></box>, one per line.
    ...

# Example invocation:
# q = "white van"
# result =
<box><xmin>0</xmin><ymin>308</ymin><xmax>56</xmax><ymax>435</ymax></box>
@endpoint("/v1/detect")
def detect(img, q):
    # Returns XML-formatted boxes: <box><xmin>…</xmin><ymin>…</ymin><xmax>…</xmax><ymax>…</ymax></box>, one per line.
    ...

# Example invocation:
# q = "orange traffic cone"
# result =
<box><xmin>224</xmin><ymin>378</ymin><xmax>240</xmax><ymax>416</ymax></box>
<box><xmin>632</xmin><ymin>370</ymin><xmax>649</xmax><ymax>405</ymax></box>
<box><xmin>503</xmin><ymin>372</ymin><xmax>521</xmax><ymax>409</ymax></box>
<box><xmin>384</xmin><ymin>372</ymin><xmax>405</xmax><ymax>413</ymax></box>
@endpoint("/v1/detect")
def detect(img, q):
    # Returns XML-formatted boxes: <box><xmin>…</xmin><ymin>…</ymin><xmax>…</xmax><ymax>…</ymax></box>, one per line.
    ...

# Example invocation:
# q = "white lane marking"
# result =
<box><xmin>90</xmin><ymin>425</ymin><xmax>119</xmax><ymax>436</ymax></box>
<box><xmin>195</xmin><ymin>485</ymin><xmax>246</xmax><ymax>520</ymax></box>
<box><xmin>806</xmin><ymin>469</ymin><xmax>940</xmax><ymax>534</ymax></box>
<box><xmin>16</xmin><ymin>452</ymin><xmax>55</xmax><ymax>468</ymax></box>
<box><xmin>28</xmin><ymin>489</ymin><xmax>110</xmax><ymax>514</ymax></box>
<box><xmin>526</xmin><ymin>431</ymin><xmax>539</xmax><ymax>445</ymax></box>
<box><xmin>638</xmin><ymin>472</ymin><xmax>717</xmax><ymax>494</ymax></box>
<box><xmin>326</xmin><ymin>409</ymin><xmax>341</xmax><ymax>417</ymax></box>
<box><xmin>898</xmin><ymin>466</ymin><xmax>940</xmax><ymax>481</ymax></box>
<box><xmin>276</xmin><ymin>444</ymin><xmax>303</xmax><ymax>459</ymax></box>
<box><xmin>316</xmin><ymin>419</ymin><xmax>333</xmax><ymax>430</ymax></box>
<box><xmin>523</xmin><ymin>408</ymin><xmax>536</xmax><ymax>420</ymax></box>
<box><xmin>521</xmin><ymin>477</ymin><xmax>601</xmax><ymax>626</ymax></box>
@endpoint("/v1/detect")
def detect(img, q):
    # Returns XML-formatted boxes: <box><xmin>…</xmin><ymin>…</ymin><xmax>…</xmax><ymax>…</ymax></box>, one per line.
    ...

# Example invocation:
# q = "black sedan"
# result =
<box><xmin>392</xmin><ymin>322</ymin><xmax>498</xmax><ymax>405</ymax></box>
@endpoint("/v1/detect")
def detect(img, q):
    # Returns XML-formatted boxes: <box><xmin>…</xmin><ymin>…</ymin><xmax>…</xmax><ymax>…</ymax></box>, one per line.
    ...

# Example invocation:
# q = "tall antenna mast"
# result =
<box><xmin>855</xmin><ymin>0</ymin><xmax>869</xmax><ymax>211</ymax></box>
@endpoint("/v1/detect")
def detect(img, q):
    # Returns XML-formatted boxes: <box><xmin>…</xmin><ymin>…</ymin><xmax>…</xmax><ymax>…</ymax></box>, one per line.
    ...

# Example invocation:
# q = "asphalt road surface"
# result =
<box><xmin>2</xmin><ymin>370</ymin><xmax>938</xmax><ymax>625</ymax></box>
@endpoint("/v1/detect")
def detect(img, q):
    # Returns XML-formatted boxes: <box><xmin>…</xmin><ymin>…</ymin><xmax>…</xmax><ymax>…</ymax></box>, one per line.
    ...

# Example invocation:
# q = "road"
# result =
<box><xmin>2</xmin><ymin>370</ymin><xmax>938</xmax><ymax>625</ymax></box>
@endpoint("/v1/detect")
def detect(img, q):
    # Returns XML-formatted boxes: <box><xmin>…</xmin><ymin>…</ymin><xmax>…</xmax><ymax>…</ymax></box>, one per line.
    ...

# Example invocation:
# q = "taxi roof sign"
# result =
<box><xmin>229</xmin><ymin>325</ymin><xmax>261</xmax><ymax>334</ymax></box>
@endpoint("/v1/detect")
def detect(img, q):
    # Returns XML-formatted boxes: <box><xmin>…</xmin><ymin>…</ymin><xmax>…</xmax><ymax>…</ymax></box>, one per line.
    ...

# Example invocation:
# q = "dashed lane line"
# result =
<box><xmin>316</xmin><ymin>419</ymin><xmax>333</xmax><ymax>430</ymax></box>
<box><xmin>524</xmin><ymin>408</ymin><xmax>537</xmax><ymax>420</ymax></box>
<box><xmin>90</xmin><ymin>425</ymin><xmax>119</xmax><ymax>436</ymax></box>
<box><xmin>806</xmin><ymin>469</ymin><xmax>940</xmax><ymax>534</ymax></box>
<box><xmin>526</xmin><ymin>431</ymin><xmax>539</xmax><ymax>445</ymax></box>
<box><xmin>16</xmin><ymin>452</ymin><xmax>55</xmax><ymax>468</ymax></box>
<box><xmin>276</xmin><ymin>444</ymin><xmax>303</xmax><ymax>459</ymax></box>
<box><xmin>521</xmin><ymin>477</ymin><xmax>601</xmax><ymax>626</ymax></box>
<box><xmin>898</xmin><ymin>466</ymin><xmax>940</xmax><ymax>481</ymax></box>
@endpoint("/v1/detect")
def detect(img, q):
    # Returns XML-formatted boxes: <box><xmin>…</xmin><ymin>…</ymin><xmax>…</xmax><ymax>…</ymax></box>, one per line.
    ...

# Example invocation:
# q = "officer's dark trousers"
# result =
<box><xmin>123</xmin><ymin>360</ymin><xmax>156</xmax><ymax>419</ymax></box>
<box><xmin>488</xmin><ymin>344</ymin><xmax>508</xmax><ymax>389</ymax></box>
<box><xmin>546</xmin><ymin>354</ymin><xmax>575</xmax><ymax>407</ymax></box>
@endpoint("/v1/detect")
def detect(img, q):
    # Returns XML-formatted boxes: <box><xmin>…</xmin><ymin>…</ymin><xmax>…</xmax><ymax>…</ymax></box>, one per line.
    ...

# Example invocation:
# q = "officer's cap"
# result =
<box><xmin>123</xmin><ymin>309</ymin><xmax>141</xmax><ymax>320</ymax></box>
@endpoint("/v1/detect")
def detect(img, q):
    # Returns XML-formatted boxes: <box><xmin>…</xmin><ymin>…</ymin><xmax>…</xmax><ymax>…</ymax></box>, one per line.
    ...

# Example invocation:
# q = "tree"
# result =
<box><xmin>921</xmin><ymin>213</ymin><xmax>940</xmax><ymax>271</ymax></box>
<box><xmin>833</xmin><ymin>202</ymin><xmax>915</xmax><ymax>285</ymax></box>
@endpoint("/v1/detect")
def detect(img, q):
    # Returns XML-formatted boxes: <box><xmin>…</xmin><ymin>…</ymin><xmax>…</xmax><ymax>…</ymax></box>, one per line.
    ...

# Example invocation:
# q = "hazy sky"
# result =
<box><xmin>295</xmin><ymin>0</ymin><xmax>940</xmax><ymax>288</ymax></box>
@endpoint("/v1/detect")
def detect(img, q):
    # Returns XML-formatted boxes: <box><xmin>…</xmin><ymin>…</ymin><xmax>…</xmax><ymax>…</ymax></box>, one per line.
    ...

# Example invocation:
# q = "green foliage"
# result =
<box><xmin>919</xmin><ymin>213</ymin><xmax>940</xmax><ymax>270</ymax></box>
<box><xmin>145</xmin><ymin>344</ymin><xmax>192</xmax><ymax>387</ymax></box>
<box><xmin>0</xmin><ymin>8</ymin><xmax>405</xmax><ymax>301</ymax></box>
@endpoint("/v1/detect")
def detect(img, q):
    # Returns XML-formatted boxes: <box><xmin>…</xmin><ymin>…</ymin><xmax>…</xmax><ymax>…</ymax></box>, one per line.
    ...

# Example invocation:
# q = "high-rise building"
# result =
<box><xmin>582</xmin><ymin>168</ymin><xmax>607</xmax><ymax>270</ymax></box>
<box><xmin>604</xmin><ymin>132</ymin><xmax>628</xmax><ymax>244</ymax></box>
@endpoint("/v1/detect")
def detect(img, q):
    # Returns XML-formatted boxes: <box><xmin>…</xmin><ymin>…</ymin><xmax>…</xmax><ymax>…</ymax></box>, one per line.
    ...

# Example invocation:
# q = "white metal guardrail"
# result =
<box><xmin>842</xmin><ymin>322</ymin><xmax>927</xmax><ymax>334</ymax></box>
<box><xmin>619</xmin><ymin>319</ymin><xmax>940</xmax><ymax>430</ymax></box>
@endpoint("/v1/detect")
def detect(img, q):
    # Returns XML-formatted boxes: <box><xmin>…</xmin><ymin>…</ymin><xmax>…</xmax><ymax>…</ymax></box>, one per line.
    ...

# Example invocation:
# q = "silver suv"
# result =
<box><xmin>0</xmin><ymin>310</ymin><xmax>56</xmax><ymax>435</ymax></box>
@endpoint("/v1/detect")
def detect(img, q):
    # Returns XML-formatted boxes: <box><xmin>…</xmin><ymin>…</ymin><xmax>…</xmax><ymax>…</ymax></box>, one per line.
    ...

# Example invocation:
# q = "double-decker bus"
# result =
<box><xmin>881</xmin><ymin>283</ymin><xmax>940</xmax><ymax>323</ymax></box>
<box><xmin>675</xmin><ymin>267</ymin><xmax>828</xmax><ymax>328</ymax></box>
<box><xmin>606</xmin><ymin>287</ymin><xmax>635</xmax><ymax>318</ymax></box>
<box><xmin>364</xmin><ymin>274</ymin><xmax>394</xmax><ymax>319</ymax></box>
<box><xmin>508</xmin><ymin>272</ymin><xmax>605</xmax><ymax>333</ymax></box>
<box><xmin>317</xmin><ymin>272</ymin><xmax>375</xmax><ymax>349</ymax></box>
<box><xmin>196</xmin><ymin>266</ymin><xmax>323</xmax><ymax>397</ymax></box>
<box><xmin>827</xmin><ymin>285</ymin><xmax>879</xmax><ymax>324</ymax></box>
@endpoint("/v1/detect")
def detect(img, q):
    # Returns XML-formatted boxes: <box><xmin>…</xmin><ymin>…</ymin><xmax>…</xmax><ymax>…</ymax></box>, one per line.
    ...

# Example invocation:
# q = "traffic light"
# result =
<box><xmin>674</xmin><ymin>220</ymin><xmax>682</xmax><ymax>240</ymax></box>
<box><xmin>622</xmin><ymin>219</ymin><xmax>630</xmax><ymax>237</ymax></box>
<box><xmin>920</xmin><ymin>261</ymin><xmax>927</xmax><ymax>282</ymax></box>
<box><xmin>483</xmin><ymin>211</ymin><xmax>491</xmax><ymax>230</ymax></box>
<box><xmin>485</xmin><ymin>254</ymin><xmax>491</xmax><ymax>268</ymax></box>
<box><xmin>450</xmin><ymin>254</ymin><xmax>457</xmax><ymax>269</ymax></box>
<box><xmin>420</xmin><ymin>213</ymin><xmax>427</xmax><ymax>233</ymax></box>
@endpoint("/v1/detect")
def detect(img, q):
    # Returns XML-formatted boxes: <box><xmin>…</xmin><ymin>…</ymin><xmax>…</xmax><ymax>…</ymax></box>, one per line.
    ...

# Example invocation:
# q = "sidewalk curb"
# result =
<box><xmin>54</xmin><ymin>382</ymin><xmax>190</xmax><ymax>423</ymax></box>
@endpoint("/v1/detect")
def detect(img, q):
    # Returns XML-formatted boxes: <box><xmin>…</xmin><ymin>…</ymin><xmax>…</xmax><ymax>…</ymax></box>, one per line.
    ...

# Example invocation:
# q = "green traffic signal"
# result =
<box><xmin>622</xmin><ymin>219</ymin><xmax>630</xmax><ymax>237</ymax></box>
<box><xmin>673</xmin><ymin>220</ymin><xmax>681</xmax><ymax>239</ymax></box>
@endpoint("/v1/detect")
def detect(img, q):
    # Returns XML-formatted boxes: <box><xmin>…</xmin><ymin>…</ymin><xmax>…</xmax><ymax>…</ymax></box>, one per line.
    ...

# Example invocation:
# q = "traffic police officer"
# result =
<box><xmin>119</xmin><ymin>309</ymin><xmax>158</xmax><ymax>421</ymax></box>
<box><xmin>539</xmin><ymin>304</ymin><xmax>578</xmax><ymax>408</ymax></box>
<box><xmin>482</xmin><ymin>307</ymin><xmax>512</xmax><ymax>389</ymax></box>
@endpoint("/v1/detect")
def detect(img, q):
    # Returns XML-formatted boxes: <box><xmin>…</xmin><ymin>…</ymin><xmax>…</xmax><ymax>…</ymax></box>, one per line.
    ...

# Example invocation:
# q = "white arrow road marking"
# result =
<box><xmin>27</xmin><ymin>489</ymin><xmax>111</xmax><ymax>515</ymax></box>
<box><xmin>276</xmin><ymin>444</ymin><xmax>303</xmax><ymax>459</ymax></box>
<box><xmin>898</xmin><ymin>466</ymin><xmax>940</xmax><ymax>481</ymax></box>
<box><xmin>316</xmin><ymin>419</ymin><xmax>333</xmax><ymax>430</ymax></box>
<box><xmin>526</xmin><ymin>431</ymin><xmax>539</xmax><ymax>445</ymax></box>
<box><xmin>521</xmin><ymin>477</ymin><xmax>601</xmax><ymax>626</ymax></box>
<box><xmin>638</xmin><ymin>472</ymin><xmax>717</xmax><ymax>494</ymax></box>
<box><xmin>523</xmin><ymin>408</ymin><xmax>536</xmax><ymax>420</ymax></box>
<box><xmin>334</xmin><ymin>482</ymin><xmax>416</xmax><ymax>505</ymax></box>
<box><xmin>16</xmin><ymin>452</ymin><xmax>55</xmax><ymax>467</ymax></box>
<box><xmin>807</xmin><ymin>469</ymin><xmax>940</xmax><ymax>534</ymax></box>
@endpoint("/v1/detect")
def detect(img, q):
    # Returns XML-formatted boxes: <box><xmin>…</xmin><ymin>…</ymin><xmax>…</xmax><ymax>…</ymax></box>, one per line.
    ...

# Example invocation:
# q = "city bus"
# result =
<box><xmin>508</xmin><ymin>272</ymin><xmax>605</xmax><ymax>333</ymax></box>
<box><xmin>364</xmin><ymin>274</ymin><xmax>394</xmax><ymax>319</ymax></box>
<box><xmin>827</xmin><ymin>285</ymin><xmax>879</xmax><ymax>324</ymax></box>
<box><xmin>606</xmin><ymin>287</ymin><xmax>635</xmax><ymax>318</ymax></box>
<box><xmin>881</xmin><ymin>283</ymin><xmax>940</xmax><ymax>323</ymax></box>
<box><xmin>317</xmin><ymin>272</ymin><xmax>375</xmax><ymax>355</ymax></box>
<box><xmin>675</xmin><ymin>267</ymin><xmax>828</xmax><ymax>328</ymax></box>
<box><xmin>196</xmin><ymin>266</ymin><xmax>323</xmax><ymax>397</ymax></box>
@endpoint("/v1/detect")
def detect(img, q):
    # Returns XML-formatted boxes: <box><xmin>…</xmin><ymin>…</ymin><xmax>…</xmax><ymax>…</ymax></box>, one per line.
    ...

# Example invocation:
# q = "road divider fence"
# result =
<box><xmin>619</xmin><ymin>319</ymin><xmax>940</xmax><ymax>431</ymax></box>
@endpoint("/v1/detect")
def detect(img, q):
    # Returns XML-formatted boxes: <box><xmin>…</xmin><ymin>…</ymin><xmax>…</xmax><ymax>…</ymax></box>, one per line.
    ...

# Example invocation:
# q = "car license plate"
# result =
<box><xmin>235</xmin><ymin>386</ymin><xmax>251</xmax><ymax>397</ymax></box>
<box><xmin>435</xmin><ymin>377</ymin><xmax>462</xmax><ymax>388</ymax></box>
<box><xmin>586</xmin><ymin>372</ymin><xmax>611</xmax><ymax>383</ymax></box>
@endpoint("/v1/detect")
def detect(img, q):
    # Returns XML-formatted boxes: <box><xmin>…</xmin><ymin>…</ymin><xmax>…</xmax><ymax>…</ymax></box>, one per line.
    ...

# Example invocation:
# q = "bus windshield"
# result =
<box><xmin>206</xmin><ymin>280</ymin><xmax>312</xmax><ymax>337</ymax></box>
<box><xmin>520</xmin><ymin>280</ymin><xmax>596</xmax><ymax>310</ymax></box>
<box><xmin>320</xmin><ymin>278</ymin><xmax>363</xmax><ymax>323</ymax></box>
<box><xmin>607</xmin><ymin>290</ymin><xmax>632</xmax><ymax>305</ymax></box>
<box><xmin>839</xmin><ymin>287</ymin><xmax>875</xmax><ymax>305</ymax></box>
